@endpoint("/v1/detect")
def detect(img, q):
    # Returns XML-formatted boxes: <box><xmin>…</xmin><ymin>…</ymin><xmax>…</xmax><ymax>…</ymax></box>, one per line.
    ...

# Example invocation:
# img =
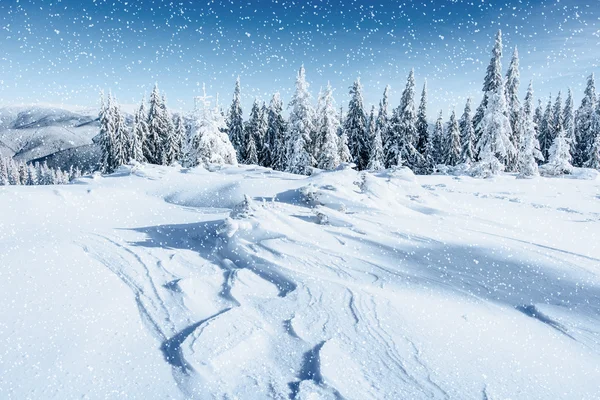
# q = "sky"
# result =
<box><xmin>0</xmin><ymin>0</ymin><xmax>599</xmax><ymax>118</ymax></box>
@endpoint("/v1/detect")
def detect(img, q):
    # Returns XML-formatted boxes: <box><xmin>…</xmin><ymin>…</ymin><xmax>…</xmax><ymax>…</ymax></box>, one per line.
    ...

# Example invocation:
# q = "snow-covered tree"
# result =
<box><xmin>147</xmin><ymin>84</ymin><xmax>168</xmax><ymax>164</ymax></box>
<box><xmin>162</xmin><ymin>99</ymin><xmax>179</xmax><ymax>165</ymax></box>
<box><xmin>474</xmin><ymin>30</ymin><xmax>504</xmax><ymax>148</ymax></box>
<box><xmin>585</xmin><ymin>118</ymin><xmax>600</xmax><ymax>170</ymax></box>
<box><xmin>99</xmin><ymin>92</ymin><xmax>115</xmax><ymax>173</ymax></box>
<box><xmin>26</xmin><ymin>164</ymin><xmax>37</xmax><ymax>185</ymax></box>
<box><xmin>0</xmin><ymin>158</ymin><xmax>8</xmax><ymax>185</ymax></box>
<box><xmin>265</xmin><ymin>93</ymin><xmax>287</xmax><ymax>171</ymax></box>
<box><xmin>286</xmin><ymin>66</ymin><xmax>316</xmax><ymax>175</ymax></box>
<box><xmin>111</xmin><ymin>97</ymin><xmax>129</xmax><ymax>167</ymax></box>
<box><xmin>367</xmin><ymin>106</ymin><xmax>384</xmax><ymax>170</ymax></box>
<box><xmin>345</xmin><ymin>78</ymin><xmax>369</xmax><ymax>170</ymax></box>
<box><xmin>459</xmin><ymin>98</ymin><xmax>476</xmax><ymax>164</ymax></box>
<box><xmin>574</xmin><ymin>74</ymin><xmax>597</xmax><ymax>167</ymax></box>
<box><xmin>505</xmin><ymin>46</ymin><xmax>521</xmax><ymax>166</ymax></box>
<box><xmin>563</xmin><ymin>88</ymin><xmax>576</xmax><ymax>157</ymax></box>
<box><xmin>539</xmin><ymin>96</ymin><xmax>555</xmax><ymax>162</ymax></box>
<box><xmin>316</xmin><ymin>83</ymin><xmax>341</xmax><ymax>170</ymax></box>
<box><xmin>416</xmin><ymin>81</ymin><xmax>429</xmax><ymax>156</ymax></box>
<box><xmin>445</xmin><ymin>110</ymin><xmax>461</xmax><ymax>166</ymax></box>
<box><xmin>184</xmin><ymin>85</ymin><xmax>238</xmax><ymax>167</ymax></box>
<box><xmin>131</xmin><ymin>99</ymin><xmax>147</xmax><ymax>163</ymax></box>
<box><xmin>337</xmin><ymin>106</ymin><xmax>352</xmax><ymax>164</ymax></box>
<box><xmin>377</xmin><ymin>85</ymin><xmax>391</xmax><ymax>164</ymax></box>
<box><xmin>544</xmin><ymin>126</ymin><xmax>573</xmax><ymax>175</ymax></box>
<box><xmin>227</xmin><ymin>77</ymin><xmax>245</xmax><ymax>161</ymax></box>
<box><xmin>474</xmin><ymin>78</ymin><xmax>514</xmax><ymax>176</ymax></box>
<box><xmin>517</xmin><ymin>82</ymin><xmax>543</xmax><ymax>178</ymax></box>
<box><xmin>432</xmin><ymin>111</ymin><xmax>444</xmax><ymax>165</ymax></box>
<box><xmin>244</xmin><ymin>100</ymin><xmax>263</xmax><ymax>165</ymax></box>
<box><xmin>172</xmin><ymin>114</ymin><xmax>186</xmax><ymax>163</ymax></box>
<box><xmin>257</xmin><ymin>103</ymin><xmax>269</xmax><ymax>166</ymax></box>
<box><xmin>388</xmin><ymin>70</ymin><xmax>422</xmax><ymax>169</ymax></box>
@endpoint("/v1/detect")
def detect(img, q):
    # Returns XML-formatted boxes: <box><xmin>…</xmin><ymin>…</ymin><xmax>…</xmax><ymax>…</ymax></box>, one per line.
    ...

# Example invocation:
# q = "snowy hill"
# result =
<box><xmin>0</xmin><ymin>106</ymin><xmax>100</xmax><ymax>164</ymax></box>
<box><xmin>1</xmin><ymin>164</ymin><xmax>599</xmax><ymax>399</ymax></box>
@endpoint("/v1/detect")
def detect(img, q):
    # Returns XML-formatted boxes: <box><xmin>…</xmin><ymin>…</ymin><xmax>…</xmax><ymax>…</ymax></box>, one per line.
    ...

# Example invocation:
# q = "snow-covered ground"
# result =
<box><xmin>1</xmin><ymin>164</ymin><xmax>599</xmax><ymax>399</ymax></box>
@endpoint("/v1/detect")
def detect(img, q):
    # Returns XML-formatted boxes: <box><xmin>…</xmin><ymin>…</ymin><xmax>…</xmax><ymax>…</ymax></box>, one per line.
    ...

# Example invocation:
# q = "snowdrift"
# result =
<box><xmin>1</xmin><ymin>164</ymin><xmax>599</xmax><ymax>399</ymax></box>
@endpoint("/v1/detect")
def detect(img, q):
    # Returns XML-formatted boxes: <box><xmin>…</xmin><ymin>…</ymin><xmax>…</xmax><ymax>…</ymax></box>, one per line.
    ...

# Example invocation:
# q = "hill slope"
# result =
<box><xmin>0</xmin><ymin>164</ymin><xmax>599</xmax><ymax>399</ymax></box>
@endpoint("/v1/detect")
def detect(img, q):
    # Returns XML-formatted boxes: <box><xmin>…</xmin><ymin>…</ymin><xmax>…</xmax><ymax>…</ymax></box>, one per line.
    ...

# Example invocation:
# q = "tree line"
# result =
<box><xmin>0</xmin><ymin>156</ymin><xmax>79</xmax><ymax>186</ymax></box>
<box><xmin>98</xmin><ymin>29</ymin><xmax>600</xmax><ymax>179</ymax></box>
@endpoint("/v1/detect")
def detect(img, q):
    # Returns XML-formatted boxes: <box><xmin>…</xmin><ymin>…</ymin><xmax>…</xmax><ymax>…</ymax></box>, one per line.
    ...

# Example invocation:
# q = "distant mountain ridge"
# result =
<box><xmin>0</xmin><ymin>105</ymin><xmax>105</xmax><ymax>171</ymax></box>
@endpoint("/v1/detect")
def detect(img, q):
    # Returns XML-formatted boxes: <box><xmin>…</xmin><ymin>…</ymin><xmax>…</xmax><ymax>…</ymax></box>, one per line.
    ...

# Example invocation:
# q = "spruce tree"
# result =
<box><xmin>184</xmin><ymin>85</ymin><xmax>237</xmax><ymax>167</ymax></box>
<box><xmin>586</xmin><ymin>122</ymin><xmax>600</xmax><ymax>170</ymax></box>
<box><xmin>416</xmin><ymin>81</ymin><xmax>429</xmax><ymax>156</ymax></box>
<box><xmin>445</xmin><ymin>110</ymin><xmax>461</xmax><ymax>166</ymax></box>
<box><xmin>131</xmin><ymin>99</ymin><xmax>147</xmax><ymax>163</ymax></box>
<box><xmin>111</xmin><ymin>97</ymin><xmax>129</xmax><ymax>168</ymax></box>
<box><xmin>563</xmin><ymin>88</ymin><xmax>576</xmax><ymax>157</ymax></box>
<box><xmin>474</xmin><ymin>30</ymin><xmax>504</xmax><ymax>150</ymax></box>
<box><xmin>345</xmin><ymin>78</ymin><xmax>369</xmax><ymax>170</ymax></box>
<box><xmin>337</xmin><ymin>106</ymin><xmax>352</xmax><ymax>164</ymax></box>
<box><xmin>517</xmin><ymin>82</ymin><xmax>543</xmax><ymax>178</ymax></box>
<box><xmin>257</xmin><ymin>103</ymin><xmax>269</xmax><ymax>166</ymax></box>
<box><xmin>544</xmin><ymin>126</ymin><xmax>573</xmax><ymax>175</ymax></box>
<box><xmin>459</xmin><ymin>98</ymin><xmax>475</xmax><ymax>164</ymax></box>
<box><xmin>286</xmin><ymin>65</ymin><xmax>316</xmax><ymax>175</ymax></box>
<box><xmin>265</xmin><ymin>93</ymin><xmax>286</xmax><ymax>171</ymax></box>
<box><xmin>227</xmin><ymin>77</ymin><xmax>245</xmax><ymax>161</ymax></box>
<box><xmin>26</xmin><ymin>164</ymin><xmax>37</xmax><ymax>185</ymax></box>
<box><xmin>378</xmin><ymin>85</ymin><xmax>391</xmax><ymax>165</ymax></box>
<box><xmin>244</xmin><ymin>100</ymin><xmax>262</xmax><ymax>165</ymax></box>
<box><xmin>474</xmin><ymin>78</ymin><xmax>514</xmax><ymax>176</ymax></box>
<box><xmin>388</xmin><ymin>70</ymin><xmax>422</xmax><ymax>169</ymax></box>
<box><xmin>147</xmin><ymin>84</ymin><xmax>166</xmax><ymax>164</ymax></box>
<box><xmin>173</xmin><ymin>114</ymin><xmax>186</xmax><ymax>163</ymax></box>
<box><xmin>0</xmin><ymin>157</ymin><xmax>8</xmax><ymax>185</ymax></box>
<box><xmin>505</xmin><ymin>47</ymin><xmax>521</xmax><ymax>163</ymax></box>
<box><xmin>162</xmin><ymin>99</ymin><xmax>178</xmax><ymax>165</ymax></box>
<box><xmin>366</xmin><ymin>106</ymin><xmax>384</xmax><ymax>171</ymax></box>
<box><xmin>574</xmin><ymin>74</ymin><xmax>597</xmax><ymax>166</ymax></box>
<box><xmin>432</xmin><ymin>111</ymin><xmax>444</xmax><ymax>165</ymax></box>
<box><xmin>539</xmin><ymin>96</ymin><xmax>555</xmax><ymax>162</ymax></box>
<box><xmin>99</xmin><ymin>92</ymin><xmax>115</xmax><ymax>173</ymax></box>
<box><xmin>316</xmin><ymin>83</ymin><xmax>341</xmax><ymax>170</ymax></box>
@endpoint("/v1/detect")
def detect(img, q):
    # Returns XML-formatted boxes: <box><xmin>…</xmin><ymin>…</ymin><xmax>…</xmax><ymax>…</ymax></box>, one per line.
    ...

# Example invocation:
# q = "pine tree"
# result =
<box><xmin>7</xmin><ymin>159</ymin><xmax>19</xmax><ymax>185</ymax></box>
<box><xmin>459</xmin><ymin>98</ymin><xmax>476</xmax><ymax>164</ymax></box>
<box><xmin>416</xmin><ymin>81</ymin><xmax>429</xmax><ymax>156</ymax></box>
<box><xmin>345</xmin><ymin>78</ymin><xmax>369</xmax><ymax>170</ymax></box>
<box><xmin>574</xmin><ymin>74</ymin><xmax>597</xmax><ymax>167</ymax></box>
<box><xmin>257</xmin><ymin>103</ymin><xmax>269</xmax><ymax>166</ymax></box>
<box><xmin>517</xmin><ymin>82</ymin><xmax>543</xmax><ymax>178</ymax></box>
<box><xmin>286</xmin><ymin>65</ymin><xmax>316</xmax><ymax>175</ymax></box>
<box><xmin>111</xmin><ymin>97</ymin><xmax>129</xmax><ymax>167</ymax></box>
<box><xmin>563</xmin><ymin>88</ymin><xmax>576</xmax><ymax>158</ymax></box>
<box><xmin>544</xmin><ymin>126</ymin><xmax>573</xmax><ymax>175</ymax></box>
<box><xmin>316</xmin><ymin>83</ymin><xmax>341</xmax><ymax>170</ymax></box>
<box><xmin>162</xmin><ymin>98</ymin><xmax>179</xmax><ymax>165</ymax></box>
<box><xmin>337</xmin><ymin>106</ymin><xmax>352</xmax><ymax>164</ymax></box>
<box><xmin>265</xmin><ymin>93</ymin><xmax>287</xmax><ymax>171</ymax></box>
<box><xmin>0</xmin><ymin>157</ymin><xmax>8</xmax><ymax>185</ymax></box>
<box><xmin>147</xmin><ymin>84</ymin><xmax>166</xmax><ymax>164</ymax></box>
<box><xmin>172</xmin><ymin>114</ymin><xmax>186</xmax><ymax>163</ymax></box>
<box><xmin>505</xmin><ymin>47</ymin><xmax>521</xmax><ymax>171</ymax></box>
<box><xmin>553</xmin><ymin>91</ymin><xmax>563</xmax><ymax>140</ymax></box>
<box><xmin>99</xmin><ymin>92</ymin><xmax>115</xmax><ymax>173</ymax></box>
<box><xmin>445</xmin><ymin>110</ymin><xmax>461</xmax><ymax>166</ymax></box>
<box><xmin>227</xmin><ymin>77</ymin><xmax>245</xmax><ymax>161</ymax></box>
<box><xmin>539</xmin><ymin>96</ymin><xmax>555</xmax><ymax>162</ymax></box>
<box><xmin>244</xmin><ymin>100</ymin><xmax>262</xmax><ymax>165</ymax></box>
<box><xmin>388</xmin><ymin>70</ymin><xmax>422</xmax><ymax>169</ymax></box>
<box><xmin>474</xmin><ymin>78</ymin><xmax>514</xmax><ymax>176</ymax></box>
<box><xmin>432</xmin><ymin>111</ymin><xmax>444</xmax><ymax>165</ymax></box>
<box><xmin>26</xmin><ymin>164</ymin><xmax>37</xmax><ymax>185</ymax></box>
<box><xmin>183</xmin><ymin>85</ymin><xmax>237</xmax><ymax>167</ymax></box>
<box><xmin>130</xmin><ymin>100</ymin><xmax>147</xmax><ymax>163</ymax></box>
<box><xmin>586</xmin><ymin>122</ymin><xmax>600</xmax><ymax>170</ymax></box>
<box><xmin>378</xmin><ymin>85</ymin><xmax>391</xmax><ymax>165</ymax></box>
<box><xmin>474</xmin><ymin>30</ymin><xmax>504</xmax><ymax>151</ymax></box>
<box><xmin>367</xmin><ymin>105</ymin><xmax>385</xmax><ymax>171</ymax></box>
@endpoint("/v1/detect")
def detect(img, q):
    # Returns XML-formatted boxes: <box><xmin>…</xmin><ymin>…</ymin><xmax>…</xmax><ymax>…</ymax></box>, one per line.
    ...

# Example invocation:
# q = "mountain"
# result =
<box><xmin>1</xmin><ymin>163</ymin><xmax>599</xmax><ymax>399</ymax></box>
<box><xmin>0</xmin><ymin>105</ymin><xmax>101</xmax><ymax>168</ymax></box>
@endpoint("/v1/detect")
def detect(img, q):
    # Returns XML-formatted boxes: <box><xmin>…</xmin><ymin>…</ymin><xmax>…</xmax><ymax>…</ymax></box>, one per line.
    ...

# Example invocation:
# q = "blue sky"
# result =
<box><xmin>0</xmin><ymin>0</ymin><xmax>598</xmax><ymax>118</ymax></box>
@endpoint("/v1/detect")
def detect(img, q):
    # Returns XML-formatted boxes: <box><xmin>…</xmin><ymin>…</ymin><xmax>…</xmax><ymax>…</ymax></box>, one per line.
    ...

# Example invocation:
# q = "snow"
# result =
<box><xmin>1</xmin><ymin>164</ymin><xmax>599</xmax><ymax>399</ymax></box>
